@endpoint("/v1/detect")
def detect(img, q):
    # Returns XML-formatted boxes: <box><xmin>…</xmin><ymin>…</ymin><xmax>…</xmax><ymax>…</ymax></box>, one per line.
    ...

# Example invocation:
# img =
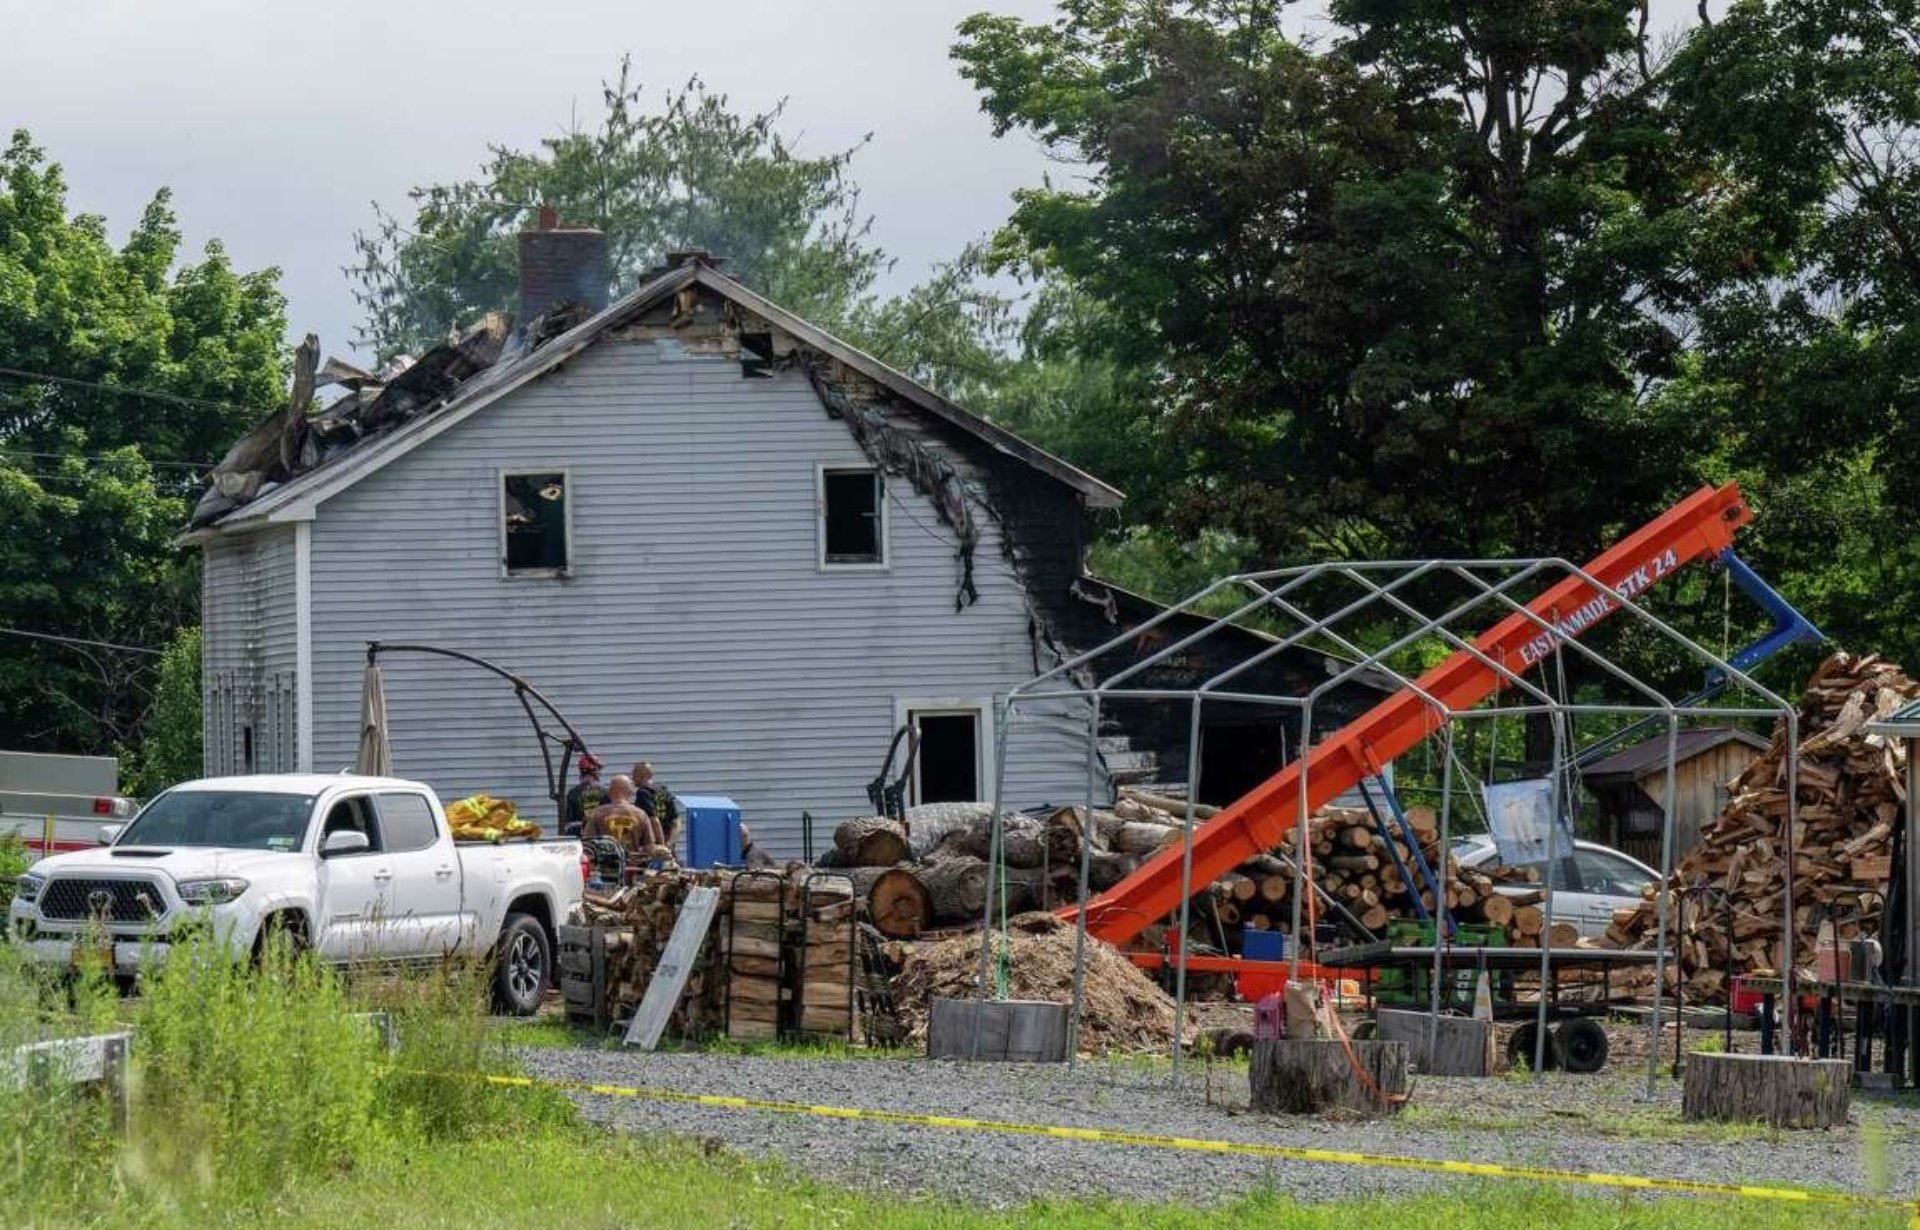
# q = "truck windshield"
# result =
<box><xmin>118</xmin><ymin>790</ymin><xmax>316</xmax><ymax>851</ymax></box>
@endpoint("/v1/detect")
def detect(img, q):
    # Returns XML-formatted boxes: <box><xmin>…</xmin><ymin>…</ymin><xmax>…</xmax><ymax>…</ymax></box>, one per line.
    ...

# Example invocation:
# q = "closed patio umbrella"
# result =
<box><xmin>355</xmin><ymin>663</ymin><xmax>392</xmax><ymax>776</ymax></box>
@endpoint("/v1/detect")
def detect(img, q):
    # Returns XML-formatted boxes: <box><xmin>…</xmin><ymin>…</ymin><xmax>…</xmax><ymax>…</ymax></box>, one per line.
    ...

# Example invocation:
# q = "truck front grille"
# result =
<box><xmin>38</xmin><ymin>878</ymin><xmax>167</xmax><ymax>925</ymax></box>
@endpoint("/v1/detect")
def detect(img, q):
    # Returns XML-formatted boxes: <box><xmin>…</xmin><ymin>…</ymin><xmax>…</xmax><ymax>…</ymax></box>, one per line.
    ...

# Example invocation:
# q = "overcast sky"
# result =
<box><xmin>3</xmin><ymin>0</ymin><xmax>1063</xmax><ymax>361</ymax></box>
<box><xmin>6</xmin><ymin>0</ymin><xmax>1707</xmax><ymax>368</ymax></box>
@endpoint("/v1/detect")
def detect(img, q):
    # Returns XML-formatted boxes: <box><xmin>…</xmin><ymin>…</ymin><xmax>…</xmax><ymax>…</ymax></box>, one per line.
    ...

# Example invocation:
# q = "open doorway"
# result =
<box><xmin>908</xmin><ymin>708</ymin><xmax>982</xmax><ymax>804</ymax></box>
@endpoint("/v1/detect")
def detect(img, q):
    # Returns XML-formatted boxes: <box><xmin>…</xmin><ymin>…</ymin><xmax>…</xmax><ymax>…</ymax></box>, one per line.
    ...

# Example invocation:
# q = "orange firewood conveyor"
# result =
<box><xmin>1067</xmin><ymin>483</ymin><xmax>1755</xmax><ymax>954</ymax></box>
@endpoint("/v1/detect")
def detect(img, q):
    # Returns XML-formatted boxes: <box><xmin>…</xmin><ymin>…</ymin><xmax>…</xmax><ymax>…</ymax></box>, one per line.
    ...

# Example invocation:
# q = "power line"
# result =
<box><xmin>2</xmin><ymin>449</ymin><xmax>216</xmax><ymax>471</ymax></box>
<box><xmin>0</xmin><ymin>363</ymin><xmax>269</xmax><ymax>418</ymax></box>
<box><xmin>0</xmin><ymin>627</ymin><xmax>165</xmax><ymax>656</ymax></box>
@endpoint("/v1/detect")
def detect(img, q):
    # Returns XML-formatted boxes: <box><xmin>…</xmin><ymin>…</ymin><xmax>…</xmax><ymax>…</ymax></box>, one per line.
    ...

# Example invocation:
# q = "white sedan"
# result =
<box><xmin>1450</xmin><ymin>836</ymin><xmax>1659</xmax><ymax>938</ymax></box>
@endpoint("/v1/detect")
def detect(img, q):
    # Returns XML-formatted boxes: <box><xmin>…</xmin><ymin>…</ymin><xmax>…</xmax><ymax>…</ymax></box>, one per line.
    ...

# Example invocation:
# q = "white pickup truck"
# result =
<box><xmin>6</xmin><ymin>774</ymin><xmax>583</xmax><ymax>1014</ymax></box>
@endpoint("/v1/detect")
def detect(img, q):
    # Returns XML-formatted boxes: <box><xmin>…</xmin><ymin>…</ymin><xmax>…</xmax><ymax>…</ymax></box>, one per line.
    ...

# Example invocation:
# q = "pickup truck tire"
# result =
<box><xmin>493</xmin><ymin>913</ymin><xmax>550</xmax><ymax>1016</ymax></box>
<box><xmin>252</xmin><ymin>912</ymin><xmax>309</xmax><ymax>964</ymax></box>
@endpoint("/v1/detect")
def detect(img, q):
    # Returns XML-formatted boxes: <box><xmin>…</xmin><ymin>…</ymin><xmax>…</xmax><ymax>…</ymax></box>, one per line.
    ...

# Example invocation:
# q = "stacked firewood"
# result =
<box><xmin>723</xmin><ymin>873</ymin><xmax>786</xmax><ymax>1041</ymax></box>
<box><xmin>571</xmin><ymin>871</ymin><xmax>728</xmax><ymax>1037</ymax></box>
<box><xmin>1612</xmin><ymin>652</ymin><xmax>1914</xmax><ymax>999</ymax></box>
<box><xmin>569</xmin><ymin>868</ymin><xmax>873</xmax><ymax>1041</ymax></box>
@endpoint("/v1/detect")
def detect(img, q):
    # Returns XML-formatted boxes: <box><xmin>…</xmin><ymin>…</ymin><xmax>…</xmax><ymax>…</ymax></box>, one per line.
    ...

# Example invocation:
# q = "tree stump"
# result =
<box><xmin>1681</xmin><ymin>1054</ymin><xmax>1851</xmax><ymax>1128</ymax></box>
<box><xmin>1249</xmin><ymin>1039</ymin><xmax>1409</xmax><ymax>1116</ymax></box>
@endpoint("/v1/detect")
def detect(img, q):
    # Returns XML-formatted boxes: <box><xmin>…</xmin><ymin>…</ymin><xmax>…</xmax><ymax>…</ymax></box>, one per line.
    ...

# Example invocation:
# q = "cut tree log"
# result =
<box><xmin>855</xmin><ymin>867</ymin><xmax>931</xmax><ymax>938</ymax></box>
<box><xmin>834</xmin><ymin>817</ymin><xmax>911</xmax><ymax>867</ymax></box>
<box><xmin>1681</xmin><ymin>1054</ymin><xmax>1851</xmax><ymax>1128</ymax></box>
<box><xmin>933</xmin><ymin>815</ymin><xmax>1046</xmax><ymax>869</ymax></box>
<box><xmin>919</xmin><ymin>857</ymin><xmax>992</xmax><ymax>924</ymax></box>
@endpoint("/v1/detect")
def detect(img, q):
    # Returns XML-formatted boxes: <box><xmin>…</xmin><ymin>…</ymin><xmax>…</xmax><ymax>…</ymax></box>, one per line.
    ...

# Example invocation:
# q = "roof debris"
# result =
<box><xmin>193</xmin><ymin>308</ymin><xmax>546</xmax><ymax>526</ymax></box>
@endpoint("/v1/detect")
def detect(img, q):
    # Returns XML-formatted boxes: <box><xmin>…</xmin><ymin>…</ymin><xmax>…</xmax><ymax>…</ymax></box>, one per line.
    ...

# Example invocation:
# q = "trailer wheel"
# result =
<box><xmin>492</xmin><ymin>913</ymin><xmax>549</xmax><ymax>1017</ymax></box>
<box><xmin>1507</xmin><ymin>1020</ymin><xmax>1560</xmax><ymax>1071</ymax></box>
<box><xmin>1555</xmin><ymin>1018</ymin><xmax>1609</xmax><ymax>1073</ymax></box>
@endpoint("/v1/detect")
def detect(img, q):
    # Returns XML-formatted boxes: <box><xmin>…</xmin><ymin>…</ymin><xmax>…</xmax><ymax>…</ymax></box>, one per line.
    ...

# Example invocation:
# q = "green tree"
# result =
<box><xmin>0</xmin><ymin>130</ymin><xmax>285</xmax><ymax>757</ymax></box>
<box><xmin>1660</xmin><ymin>0</ymin><xmax>1920</xmax><ymax>664</ymax></box>
<box><xmin>350</xmin><ymin>59</ymin><xmax>888</xmax><ymax>360</ymax></box>
<box><xmin>123</xmin><ymin>626</ymin><xmax>203</xmax><ymax>797</ymax></box>
<box><xmin>953</xmin><ymin>1</ymin><xmax>1752</xmax><ymax>563</ymax></box>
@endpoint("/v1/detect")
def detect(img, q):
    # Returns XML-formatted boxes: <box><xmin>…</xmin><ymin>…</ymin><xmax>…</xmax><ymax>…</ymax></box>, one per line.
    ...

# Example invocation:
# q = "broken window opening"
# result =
<box><xmin>740</xmin><ymin>331</ymin><xmax>774</xmax><ymax>379</ymax></box>
<box><xmin>820</xmin><ymin>467</ymin><xmax>885</xmax><ymax>567</ymax></box>
<box><xmin>503</xmin><ymin>471</ymin><xmax>570</xmax><ymax>576</ymax></box>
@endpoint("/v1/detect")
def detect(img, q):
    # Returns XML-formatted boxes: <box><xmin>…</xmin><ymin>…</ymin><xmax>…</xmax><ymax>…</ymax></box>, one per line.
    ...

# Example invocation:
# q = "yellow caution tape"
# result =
<box><xmin>477</xmin><ymin>1071</ymin><xmax>1920</xmax><ymax>1222</ymax></box>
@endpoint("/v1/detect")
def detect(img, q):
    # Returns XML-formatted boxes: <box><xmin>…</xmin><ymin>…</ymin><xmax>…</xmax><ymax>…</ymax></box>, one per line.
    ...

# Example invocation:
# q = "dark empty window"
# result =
<box><xmin>377</xmin><ymin>793</ymin><xmax>441</xmax><ymax>853</ymax></box>
<box><xmin>821</xmin><ymin>468</ymin><xmax>883</xmax><ymax>565</ymax></box>
<box><xmin>503</xmin><ymin>472</ymin><xmax>569</xmax><ymax>575</ymax></box>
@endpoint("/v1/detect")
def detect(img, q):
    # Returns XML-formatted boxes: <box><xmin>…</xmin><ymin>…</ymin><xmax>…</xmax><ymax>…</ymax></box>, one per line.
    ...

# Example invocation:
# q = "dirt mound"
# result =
<box><xmin>891</xmin><ymin>912</ymin><xmax>1185</xmax><ymax>1054</ymax></box>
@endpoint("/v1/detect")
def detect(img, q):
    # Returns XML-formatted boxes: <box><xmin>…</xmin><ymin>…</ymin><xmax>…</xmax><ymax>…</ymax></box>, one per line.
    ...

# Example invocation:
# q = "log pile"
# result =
<box><xmin>1612</xmin><ymin>652</ymin><xmax>1916</xmax><ymax>1000</ymax></box>
<box><xmin>1103</xmin><ymin>791</ymin><xmax>1550</xmax><ymax>953</ymax></box>
<box><xmin>831</xmin><ymin>789</ymin><xmax>1555</xmax><ymax>953</ymax></box>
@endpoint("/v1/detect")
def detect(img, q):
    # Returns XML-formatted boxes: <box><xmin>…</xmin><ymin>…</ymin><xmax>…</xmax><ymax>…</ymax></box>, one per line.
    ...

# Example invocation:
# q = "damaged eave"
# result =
<box><xmin>193</xmin><ymin>265</ymin><xmax>701</xmax><ymax>534</ymax></box>
<box><xmin>686</xmin><ymin>267</ymin><xmax>1126</xmax><ymax>510</ymax></box>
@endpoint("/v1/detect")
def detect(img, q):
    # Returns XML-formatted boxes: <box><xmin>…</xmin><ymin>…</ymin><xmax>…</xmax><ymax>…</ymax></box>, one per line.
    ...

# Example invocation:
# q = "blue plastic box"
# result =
<box><xmin>1241</xmin><ymin>930</ymin><xmax>1287</xmax><ymax>962</ymax></box>
<box><xmin>679</xmin><ymin>795</ymin><xmax>742</xmax><ymax>868</ymax></box>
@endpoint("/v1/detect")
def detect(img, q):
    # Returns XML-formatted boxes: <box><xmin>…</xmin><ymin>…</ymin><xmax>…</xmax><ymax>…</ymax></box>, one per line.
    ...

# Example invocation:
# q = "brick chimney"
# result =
<box><xmin>518</xmin><ymin>204</ymin><xmax>610</xmax><ymax>321</ymax></box>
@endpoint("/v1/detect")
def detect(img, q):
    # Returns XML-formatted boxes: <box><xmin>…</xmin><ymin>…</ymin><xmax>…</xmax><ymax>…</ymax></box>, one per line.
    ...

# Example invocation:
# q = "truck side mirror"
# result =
<box><xmin>97</xmin><ymin>825</ymin><xmax>122</xmax><ymax>846</ymax></box>
<box><xmin>321</xmin><ymin>830</ymin><xmax>371</xmax><ymax>857</ymax></box>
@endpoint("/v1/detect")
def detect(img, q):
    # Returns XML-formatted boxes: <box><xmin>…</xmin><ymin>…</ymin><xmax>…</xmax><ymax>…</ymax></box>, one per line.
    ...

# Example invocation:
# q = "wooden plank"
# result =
<box><xmin>623</xmin><ymin>886</ymin><xmax>722</xmax><ymax>1051</ymax></box>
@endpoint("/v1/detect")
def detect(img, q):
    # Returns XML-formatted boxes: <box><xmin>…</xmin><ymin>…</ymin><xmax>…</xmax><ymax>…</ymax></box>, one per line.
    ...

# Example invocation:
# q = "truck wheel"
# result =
<box><xmin>252</xmin><ymin>913</ymin><xmax>309</xmax><ymax>965</ymax></box>
<box><xmin>493</xmin><ymin>913</ymin><xmax>549</xmax><ymax>1016</ymax></box>
<box><xmin>1555</xmin><ymin>1018</ymin><xmax>1609</xmax><ymax>1073</ymax></box>
<box><xmin>1507</xmin><ymin>1020</ymin><xmax>1560</xmax><ymax>1071</ymax></box>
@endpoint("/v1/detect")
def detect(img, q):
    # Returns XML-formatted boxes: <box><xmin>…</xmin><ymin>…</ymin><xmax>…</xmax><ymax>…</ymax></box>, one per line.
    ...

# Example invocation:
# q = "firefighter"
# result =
<box><xmin>583</xmin><ymin>774</ymin><xmax>666</xmax><ymax>858</ymax></box>
<box><xmin>560</xmin><ymin>753</ymin><xmax>607</xmax><ymax>837</ymax></box>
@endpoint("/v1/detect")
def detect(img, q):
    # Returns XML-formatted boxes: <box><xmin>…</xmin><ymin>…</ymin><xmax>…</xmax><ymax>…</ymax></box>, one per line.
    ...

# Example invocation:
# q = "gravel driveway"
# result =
<box><xmin>519</xmin><ymin>1045</ymin><xmax>1920</xmax><ymax>1209</ymax></box>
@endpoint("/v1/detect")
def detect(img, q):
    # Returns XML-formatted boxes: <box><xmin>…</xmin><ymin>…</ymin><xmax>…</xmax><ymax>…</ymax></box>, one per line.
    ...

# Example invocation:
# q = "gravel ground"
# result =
<box><xmin>519</xmin><ymin>1040</ymin><xmax>1920</xmax><ymax>1209</ymax></box>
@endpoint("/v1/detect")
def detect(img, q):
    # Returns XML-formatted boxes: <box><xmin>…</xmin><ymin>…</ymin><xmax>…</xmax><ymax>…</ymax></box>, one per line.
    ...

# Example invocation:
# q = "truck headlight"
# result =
<box><xmin>175</xmin><ymin>877</ymin><xmax>249</xmax><ymax>906</ymax></box>
<box><xmin>13</xmin><ymin>874</ymin><xmax>44</xmax><ymax>905</ymax></box>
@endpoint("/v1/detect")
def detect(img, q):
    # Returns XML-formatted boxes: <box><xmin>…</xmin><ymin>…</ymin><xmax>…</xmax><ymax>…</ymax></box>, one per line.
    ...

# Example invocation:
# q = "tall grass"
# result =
<box><xmin>130</xmin><ymin>933</ymin><xmax>385</xmax><ymax>1200</ymax></box>
<box><xmin>0</xmin><ymin>931</ymin><xmax>569</xmax><ymax>1226</ymax></box>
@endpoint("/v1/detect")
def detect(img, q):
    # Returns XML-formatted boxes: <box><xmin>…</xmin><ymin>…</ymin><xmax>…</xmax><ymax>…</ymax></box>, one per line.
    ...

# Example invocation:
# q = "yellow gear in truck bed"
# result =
<box><xmin>445</xmin><ymin>794</ymin><xmax>541</xmax><ymax>842</ymax></box>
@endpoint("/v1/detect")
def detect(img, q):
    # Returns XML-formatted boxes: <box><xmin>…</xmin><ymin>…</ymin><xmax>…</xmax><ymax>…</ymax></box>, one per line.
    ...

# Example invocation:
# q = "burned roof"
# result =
<box><xmin>191</xmin><ymin>260</ymin><xmax>1122</xmax><ymax>531</ymax></box>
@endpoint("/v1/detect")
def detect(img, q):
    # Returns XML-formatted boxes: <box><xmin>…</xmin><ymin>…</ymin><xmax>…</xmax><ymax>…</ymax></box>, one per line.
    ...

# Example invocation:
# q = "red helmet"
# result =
<box><xmin>577</xmin><ymin>753</ymin><xmax>603</xmax><ymax>774</ymax></box>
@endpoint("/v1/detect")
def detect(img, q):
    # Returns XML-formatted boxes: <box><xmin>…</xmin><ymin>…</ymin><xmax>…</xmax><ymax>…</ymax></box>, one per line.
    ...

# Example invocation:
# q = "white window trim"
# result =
<box><xmin>294</xmin><ymin>520</ymin><xmax>313</xmax><ymax>772</ymax></box>
<box><xmin>893</xmin><ymin>697</ymin><xmax>994</xmax><ymax>807</ymax></box>
<box><xmin>499</xmin><ymin>467</ymin><xmax>574</xmax><ymax>579</ymax></box>
<box><xmin>816</xmin><ymin>463</ymin><xmax>889</xmax><ymax>572</ymax></box>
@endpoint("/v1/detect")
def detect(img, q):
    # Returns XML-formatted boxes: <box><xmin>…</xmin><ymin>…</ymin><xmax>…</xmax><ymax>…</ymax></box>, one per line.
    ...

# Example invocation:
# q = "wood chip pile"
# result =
<box><xmin>1613</xmin><ymin>651</ymin><xmax>1915</xmax><ymax>999</ymax></box>
<box><xmin>888</xmin><ymin>912</ymin><xmax>1186</xmax><ymax>1054</ymax></box>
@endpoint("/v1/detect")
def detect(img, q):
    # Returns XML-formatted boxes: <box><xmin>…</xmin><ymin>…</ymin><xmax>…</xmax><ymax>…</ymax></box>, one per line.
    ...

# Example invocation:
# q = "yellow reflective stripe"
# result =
<box><xmin>483</xmin><ymin>1070</ymin><xmax>1918</xmax><ymax>1218</ymax></box>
